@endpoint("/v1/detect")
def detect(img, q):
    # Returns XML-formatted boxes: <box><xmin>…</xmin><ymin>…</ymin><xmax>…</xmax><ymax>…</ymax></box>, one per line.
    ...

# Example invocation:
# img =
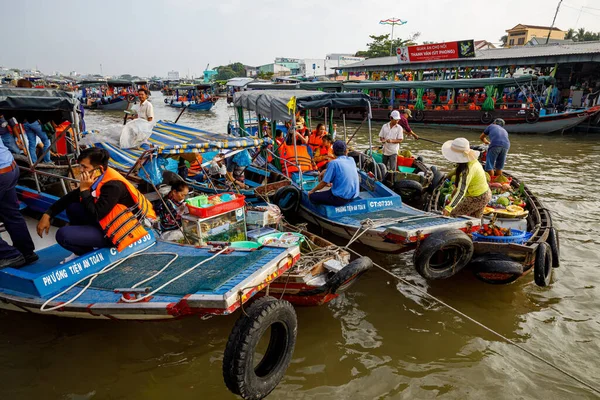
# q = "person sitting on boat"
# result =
<box><xmin>36</xmin><ymin>148</ymin><xmax>156</xmax><ymax>260</ymax></box>
<box><xmin>308</xmin><ymin>140</ymin><xmax>359</xmax><ymax>207</ymax></box>
<box><xmin>22</xmin><ymin>118</ymin><xmax>52</xmax><ymax>164</ymax></box>
<box><xmin>398</xmin><ymin>109</ymin><xmax>419</xmax><ymax>140</ymax></box>
<box><xmin>0</xmin><ymin>138</ymin><xmax>38</xmax><ymax>268</ymax></box>
<box><xmin>131</xmin><ymin>88</ymin><xmax>154</xmax><ymax>122</ymax></box>
<box><xmin>307</xmin><ymin>123</ymin><xmax>328</xmax><ymax>153</ymax></box>
<box><xmin>441</xmin><ymin>138</ymin><xmax>491</xmax><ymax>218</ymax></box>
<box><xmin>155</xmin><ymin>181</ymin><xmax>189</xmax><ymax>232</ymax></box>
<box><xmin>379</xmin><ymin>110</ymin><xmax>404</xmax><ymax>171</ymax></box>
<box><xmin>314</xmin><ymin>134</ymin><xmax>334</xmax><ymax>171</ymax></box>
<box><xmin>480</xmin><ymin>118</ymin><xmax>510</xmax><ymax>178</ymax></box>
<box><xmin>226</xmin><ymin>150</ymin><xmax>251</xmax><ymax>189</ymax></box>
<box><xmin>279</xmin><ymin>135</ymin><xmax>316</xmax><ymax>177</ymax></box>
<box><xmin>285</xmin><ymin>120</ymin><xmax>308</xmax><ymax>146</ymax></box>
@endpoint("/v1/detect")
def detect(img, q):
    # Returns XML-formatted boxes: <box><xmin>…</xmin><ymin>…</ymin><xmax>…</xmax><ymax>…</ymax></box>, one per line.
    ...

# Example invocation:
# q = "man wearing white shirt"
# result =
<box><xmin>379</xmin><ymin>110</ymin><xmax>403</xmax><ymax>171</ymax></box>
<box><xmin>136</xmin><ymin>88</ymin><xmax>154</xmax><ymax>122</ymax></box>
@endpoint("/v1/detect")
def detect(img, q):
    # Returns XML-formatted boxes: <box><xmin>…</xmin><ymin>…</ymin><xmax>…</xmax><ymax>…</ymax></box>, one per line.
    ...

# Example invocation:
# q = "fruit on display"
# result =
<box><xmin>400</xmin><ymin>149</ymin><xmax>413</xmax><ymax>158</ymax></box>
<box><xmin>496</xmin><ymin>197</ymin><xmax>510</xmax><ymax>206</ymax></box>
<box><xmin>479</xmin><ymin>223</ymin><xmax>512</xmax><ymax>237</ymax></box>
<box><xmin>495</xmin><ymin>175</ymin><xmax>509</xmax><ymax>184</ymax></box>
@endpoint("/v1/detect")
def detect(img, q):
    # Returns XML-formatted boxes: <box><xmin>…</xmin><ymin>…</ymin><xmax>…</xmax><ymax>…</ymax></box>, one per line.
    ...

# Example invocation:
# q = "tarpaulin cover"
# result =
<box><xmin>0</xmin><ymin>88</ymin><xmax>80</xmax><ymax>112</ymax></box>
<box><xmin>233</xmin><ymin>90</ymin><xmax>371</xmax><ymax>121</ymax></box>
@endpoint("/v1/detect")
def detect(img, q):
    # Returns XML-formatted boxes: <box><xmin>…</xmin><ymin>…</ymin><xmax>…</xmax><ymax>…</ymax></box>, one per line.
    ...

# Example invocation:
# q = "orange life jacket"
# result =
<box><xmin>93</xmin><ymin>167</ymin><xmax>156</xmax><ymax>252</ymax></box>
<box><xmin>278</xmin><ymin>144</ymin><xmax>314</xmax><ymax>177</ymax></box>
<box><xmin>307</xmin><ymin>130</ymin><xmax>325</xmax><ymax>152</ymax></box>
<box><xmin>315</xmin><ymin>144</ymin><xmax>332</xmax><ymax>169</ymax></box>
<box><xmin>188</xmin><ymin>154</ymin><xmax>203</xmax><ymax>176</ymax></box>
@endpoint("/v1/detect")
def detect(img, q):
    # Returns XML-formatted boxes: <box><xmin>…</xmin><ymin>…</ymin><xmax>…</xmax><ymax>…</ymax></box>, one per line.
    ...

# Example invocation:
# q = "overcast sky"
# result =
<box><xmin>2</xmin><ymin>0</ymin><xmax>599</xmax><ymax>78</ymax></box>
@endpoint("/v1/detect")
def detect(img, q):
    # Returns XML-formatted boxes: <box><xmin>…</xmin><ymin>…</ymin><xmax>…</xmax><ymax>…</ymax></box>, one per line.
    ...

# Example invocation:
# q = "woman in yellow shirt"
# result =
<box><xmin>441</xmin><ymin>138</ymin><xmax>491</xmax><ymax>218</ymax></box>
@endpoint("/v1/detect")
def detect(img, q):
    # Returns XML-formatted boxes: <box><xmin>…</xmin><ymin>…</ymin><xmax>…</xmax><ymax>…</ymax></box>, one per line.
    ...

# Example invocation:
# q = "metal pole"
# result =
<box><xmin>342</xmin><ymin>113</ymin><xmax>347</xmax><ymax>142</ymax></box>
<box><xmin>390</xmin><ymin>20</ymin><xmax>395</xmax><ymax>56</ymax></box>
<box><xmin>546</xmin><ymin>0</ymin><xmax>563</xmax><ymax>44</ymax></box>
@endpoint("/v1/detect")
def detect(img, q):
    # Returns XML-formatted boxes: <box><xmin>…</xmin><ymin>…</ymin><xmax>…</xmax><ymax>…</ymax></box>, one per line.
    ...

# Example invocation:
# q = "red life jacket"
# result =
<box><xmin>315</xmin><ymin>144</ymin><xmax>332</xmax><ymax>169</ymax></box>
<box><xmin>307</xmin><ymin>130</ymin><xmax>325</xmax><ymax>152</ymax></box>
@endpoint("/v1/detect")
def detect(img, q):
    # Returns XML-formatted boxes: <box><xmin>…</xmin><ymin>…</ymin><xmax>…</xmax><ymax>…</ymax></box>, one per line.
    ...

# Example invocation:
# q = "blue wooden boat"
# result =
<box><xmin>164</xmin><ymin>84</ymin><xmax>217</xmax><ymax>111</ymax></box>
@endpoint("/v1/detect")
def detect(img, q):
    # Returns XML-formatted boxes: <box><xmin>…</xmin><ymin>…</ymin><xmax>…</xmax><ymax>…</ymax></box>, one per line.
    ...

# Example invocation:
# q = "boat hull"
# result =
<box><xmin>168</xmin><ymin>101</ymin><xmax>214</xmax><ymax>111</ymax></box>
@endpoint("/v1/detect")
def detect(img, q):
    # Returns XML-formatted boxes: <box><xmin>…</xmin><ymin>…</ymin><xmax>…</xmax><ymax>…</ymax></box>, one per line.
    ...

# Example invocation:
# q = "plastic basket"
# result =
<box><xmin>397</xmin><ymin>156</ymin><xmax>415</xmax><ymax>167</ymax></box>
<box><xmin>186</xmin><ymin>193</ymin><xmax>245</xmax><ymax>218</ymax></box>
<box><xmin>472</xmin><ymin>229</ymin><xmax>532</xmax><ymax>244</ymax></box>
<box><xmin>230</xmin><ymin>241</ymin><xmax>262</xmax><ymax>250</ymax></box>
<box><xmin>398</xmin><ymin>166</ymin><xmax>416</xmax><ymax>173</ymax></box>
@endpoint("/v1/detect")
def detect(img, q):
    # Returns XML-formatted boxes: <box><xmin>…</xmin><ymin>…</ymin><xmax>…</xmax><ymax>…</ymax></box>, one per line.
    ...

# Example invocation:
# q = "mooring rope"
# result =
<box><xmin>341</xmin><ymin>245</ymin><xmax>600</xmax><ymax>396</ymax></box>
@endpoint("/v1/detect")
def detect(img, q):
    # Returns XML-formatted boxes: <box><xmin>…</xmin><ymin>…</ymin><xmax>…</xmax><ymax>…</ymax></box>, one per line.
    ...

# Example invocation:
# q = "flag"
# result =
<box><xmin>287</xmin><ymin>96</ymin><xmax>296</xmax><ymax>114</ymax></box>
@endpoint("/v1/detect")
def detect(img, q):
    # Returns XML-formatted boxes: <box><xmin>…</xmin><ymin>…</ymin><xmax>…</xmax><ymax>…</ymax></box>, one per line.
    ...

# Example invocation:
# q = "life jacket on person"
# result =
<box><xmin>307</xmin><ymin>130</ymin><xmax>325</xmax><ymax>152</ymax></box>
<box><xmin>187</xmin><ymin>154</ymin><xmax>203</xmax><ymax>177</ymax></box>
<box><xmin>315</xmin><ymin>143</ymin><xmax>332</xmax><ymax>169</ymax></box>
<box><xmin>93</xmin><ymin>167</ymin><xmax>156</xmax><ymax>252</ymax></box>
<box><xmin>278</xmin><ymin>143</ymin><xmax>314</xmax><ymax>177</ymax></box>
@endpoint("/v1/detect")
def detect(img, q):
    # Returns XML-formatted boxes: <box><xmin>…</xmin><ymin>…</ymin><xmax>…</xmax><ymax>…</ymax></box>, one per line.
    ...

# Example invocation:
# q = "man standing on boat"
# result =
<box><xmin>480</xmin><ymin>118</ymin><xmax>510</xmax><ymax>177</ymax></box>
<box><xmin>0</xmin><ymin>138</ymin><xmax>38</xmax><ymax>268</ymax></box>
<box><xmin>379</xmin><ymin>110</ymin><xmax>404</xmax><ymax>171</ymax></box>
<box><xmin>398</xmin><ymin>109</ymin><xmax>419</xmax><ymax>140</ymax></box>
<box><xmin>308</xmin><ymin>140</ymin><xmax>359</xmax><ymax>206</ymax></box>
<box><xmin>0</xmin><ymin>115</ymin><xmax>20</xmax><ymax>155</ymax></box>
<box><xmin>135</xmin><ymin>88</ymin><xmax>154</xmax><ymax>122</ymax></box>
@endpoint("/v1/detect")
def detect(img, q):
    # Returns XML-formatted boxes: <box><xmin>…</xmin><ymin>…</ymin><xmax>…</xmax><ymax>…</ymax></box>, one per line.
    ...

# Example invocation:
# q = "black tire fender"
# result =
<box><xmin>428</xmin><ymin>168</ymin><xmax>445</xmax><ymax>194</ymax></box>
<box><xmin>297</xmin><ymin>257</ymin><xmax>373</xmax><ymax>296</ymax></box>
<box><xmin>375</xmin><ymin>162</ymin><xmax>387</xmax><ymax>181</ymax></box>
<box><xmin>164</xmin><ymin>98</ymin><xmax>168</xmax><ymax>104</ymax></box>
<box><xmin>272</xmin><ymin>185</ymin><xmax>301</xmax><ymax>217</ymax></box>
<box><xmin>393</xmin><ymin>179</ymin><xmax>423</xmax><ymax>201</ymax></box>
<box><xmin>547</xmin><ymin>227</ymin><xmax>560</xmax><ymax>268</ymax></box>
<box><xmin>126</xmin><ymin>94</ymin><xmax>136</xmax><ymax>103</ymax></box>
<box><xmin>469</xmin><ymin>253</ymin><xmax>524</xmax><ymax>285</ymax></box>
<box><xmin>526</xmin><ymin>110</ymin><xmax>540</xmax><ymax>123</ymax></box>
<box><xmin>223</xmin><ymin>296</ymin><xmax>297</xmax><ymax>399</ymax></box>
<box><xmin>534</xmin><ymin>242</ymin><xmax>553</xmax><ymax>286</ymax></box>
<box><xmin>414</xmin><ymin>110</ymin><xmax>424</xmax><ymax>122</ymax></box>
<box><xmin>413</xmin><ymin>229</ymin><xmax>474</xmax><ymax>280</ymax></box>
<box><xmin>481</xmin><ymin>111</ymin><xmax>494</xmax><ymax>124</ymax></box>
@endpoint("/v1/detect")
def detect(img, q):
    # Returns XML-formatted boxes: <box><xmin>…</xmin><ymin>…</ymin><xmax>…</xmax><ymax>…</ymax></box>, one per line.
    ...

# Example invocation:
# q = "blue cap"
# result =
<box><xmin>332</xmin><ymin>140</ymin><xmax>346</xmax><ymax>155</ymax></box>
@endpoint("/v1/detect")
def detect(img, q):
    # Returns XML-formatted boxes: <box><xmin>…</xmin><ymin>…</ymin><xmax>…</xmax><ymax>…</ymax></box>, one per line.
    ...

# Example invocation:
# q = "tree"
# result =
<box><xmin>499</xmin><ymin>35</ymin><xmax>508</xmax><ymax>47</ymax></box>
<box><xmin>355</xmin><ymin>32</ymin><xmax>421</xmax><ymax>58</ymax></box>
<box><xmin>565</xmin><ymin>28</ymin><xmax>575</xmax><ymax>40</ymax></box>
<box><xmin>215</xmin><ymin>67</ymin><xmax>237</xmax><ymax>81</ymax></box>
<box><xmin>257</xmin><ymin>71</ymin><xmax>274</xmax><ymax>80</ymax></box>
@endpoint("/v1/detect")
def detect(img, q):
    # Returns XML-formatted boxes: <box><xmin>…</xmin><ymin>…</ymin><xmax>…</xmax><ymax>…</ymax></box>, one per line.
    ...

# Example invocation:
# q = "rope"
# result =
<box><xmin>342</xmin><ymin>245</ymin><xmax>600</xmax><ymax>396</ymax></box>
<box><xmin>120</xmin><ymin>246</ymin><xmax>230</xmax><ymax>303</ymax></box>
<box><xmin>40</xmin><ymin>242</ymin><xmax>157</xmax><ymax>312</ymax></box>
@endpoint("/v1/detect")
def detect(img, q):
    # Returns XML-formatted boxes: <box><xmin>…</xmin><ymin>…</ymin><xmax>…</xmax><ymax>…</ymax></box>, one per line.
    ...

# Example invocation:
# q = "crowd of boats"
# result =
<box><xmin>0</xmin><ymin>80</ymin><xmax>565</xmax><ymax>399</ymax></box>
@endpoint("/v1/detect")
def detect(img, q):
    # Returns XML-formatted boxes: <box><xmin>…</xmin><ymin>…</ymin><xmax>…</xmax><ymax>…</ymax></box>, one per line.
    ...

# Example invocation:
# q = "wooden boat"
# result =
<box><xmin>426</xmin><ymin>146</ymin><xmax>558</xmax><ymax>286</ymax></box>
<box><xmin>79</xmin><ymin>79</ymin><xmax>138</xmax><ymax>111</ymax></box>
<box><xmin>239</xmin><ymin>77</ymin><xmax>600</xmax><ymax>134</ymax></box>
<box><xmin>164</xmin><ymin>84</ymin><xmax>218</xmax><ymax>111</ymax></box>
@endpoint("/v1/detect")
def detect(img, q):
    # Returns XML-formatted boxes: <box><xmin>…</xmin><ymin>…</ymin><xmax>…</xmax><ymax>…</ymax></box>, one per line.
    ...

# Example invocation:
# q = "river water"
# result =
<box><xmin>1</xmin><ymin>94</ymin><xmax>599</xmax><ymax>399</ymax></box>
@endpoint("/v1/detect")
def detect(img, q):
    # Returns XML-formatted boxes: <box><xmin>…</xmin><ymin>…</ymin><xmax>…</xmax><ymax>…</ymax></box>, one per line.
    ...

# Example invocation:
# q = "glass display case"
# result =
<box><xmin>182</xmin><ymin>207</ymin><xmax>247</xmax><ymax>245</ymax></box>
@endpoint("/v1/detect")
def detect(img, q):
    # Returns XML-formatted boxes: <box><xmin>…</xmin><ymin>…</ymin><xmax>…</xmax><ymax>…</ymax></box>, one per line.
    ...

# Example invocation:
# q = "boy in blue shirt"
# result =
<box><xmin>308</xmin><ymin>140</ymin><xmax>359</xmax><ymax>206</ymax></box>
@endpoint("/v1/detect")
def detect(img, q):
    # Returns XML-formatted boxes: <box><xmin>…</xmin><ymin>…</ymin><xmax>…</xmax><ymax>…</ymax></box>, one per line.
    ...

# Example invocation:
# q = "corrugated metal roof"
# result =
<box><xmin>339</xmin><ymin>41</ymin><xmax>600</xmax><ymax>71</ymax></box>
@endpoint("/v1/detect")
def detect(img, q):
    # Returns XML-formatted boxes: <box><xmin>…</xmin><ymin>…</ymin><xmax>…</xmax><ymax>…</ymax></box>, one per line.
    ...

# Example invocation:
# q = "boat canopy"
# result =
<box><xmin>343</xmin><ymin>76</ymin><xmax>554</xmax><ymax>90</ymax></box>
<box><xmin>107</xmin><ymin>79</ymin><xmax>134</xmax><ymax>87</ymax></box>
<box><xmin>97</xmin><ymin>121</ymin><xmax>271</xmax><ymax>171</ymax></box>
<box><xmin>234</xmin><ymin>90</ymin><xmax>371</xmax><ymax>121</ymax></box>
<box><xmin>226</xmin><ymin>77</ymin><xmax>254</xmax><ymax>88</ymax></box>
<box><xmin>0</xmin><ymin>88</ymin><xmax>81</xmax><ymax>112</ymax></box>
<box><xmin>78</xmin><ymin>79</ymin><xmax>107</xmax><ymax>87</ymax></box>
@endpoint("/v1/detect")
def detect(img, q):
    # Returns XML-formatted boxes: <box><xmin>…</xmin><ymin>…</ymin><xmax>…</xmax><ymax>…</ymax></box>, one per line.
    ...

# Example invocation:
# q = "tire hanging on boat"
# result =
<box><xmin>413</xmin><ymin>229</ymin><xmax>474</xmax><ymax>280</ymax></box>
<box><xmin>534</xmin><ymin>242</ymin><xmax>553</xmax><ymax>287</ymax></box>
<box><xmin>223</xmin><ymin>296</ymin><xmax>297</xmax><ymax>400</ymax></box>
<box><xmin>469</xmin><ymin>253</ymin><xmax>524</xmax><ymax>285</ymax></box>
<box><xmin>525</xmin><ymin>110</ymin><xmax>540</xmax><ymax>123</ymax></box>
<box><xmin>480</xmin><ymin>111</ymin><xmax>494</xmax><ymax>124</ymax></box>
<box><xmin>414</xmin><ymin>110</ymin><xmax>425</xmax><ymax>122</ymax></box>
<box><xmin>164</xmin><ymin>98</ymin><xmax>168</xmax><ymax>104</ymax></box>
<box><xmin>547</xmin><ymin>227</ymin><xmax>560</xmax><ymax>268</ymax></box>
<box><xmin>393</xmin><ymin>179</ymin><xmax>423</xmax><ymax>202</ymax></box>
<box><xmin>126</xmin><ymin>94</ymin><xmax>136</xmax><ymax>103</ymax></box>
<box><xmin>296</xmin><ymin>257</ymin><xmax>373</xmax><ymax>296</ymax></box>
<box><xmin>272</xmin><ymin>185</ymin><xmax>301</xmax><ymax>218</ymax></box>
<box><xmin>427</xmin><ymin>166</ymin><xmax>445</xmax><ymax>194</ymax></box>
